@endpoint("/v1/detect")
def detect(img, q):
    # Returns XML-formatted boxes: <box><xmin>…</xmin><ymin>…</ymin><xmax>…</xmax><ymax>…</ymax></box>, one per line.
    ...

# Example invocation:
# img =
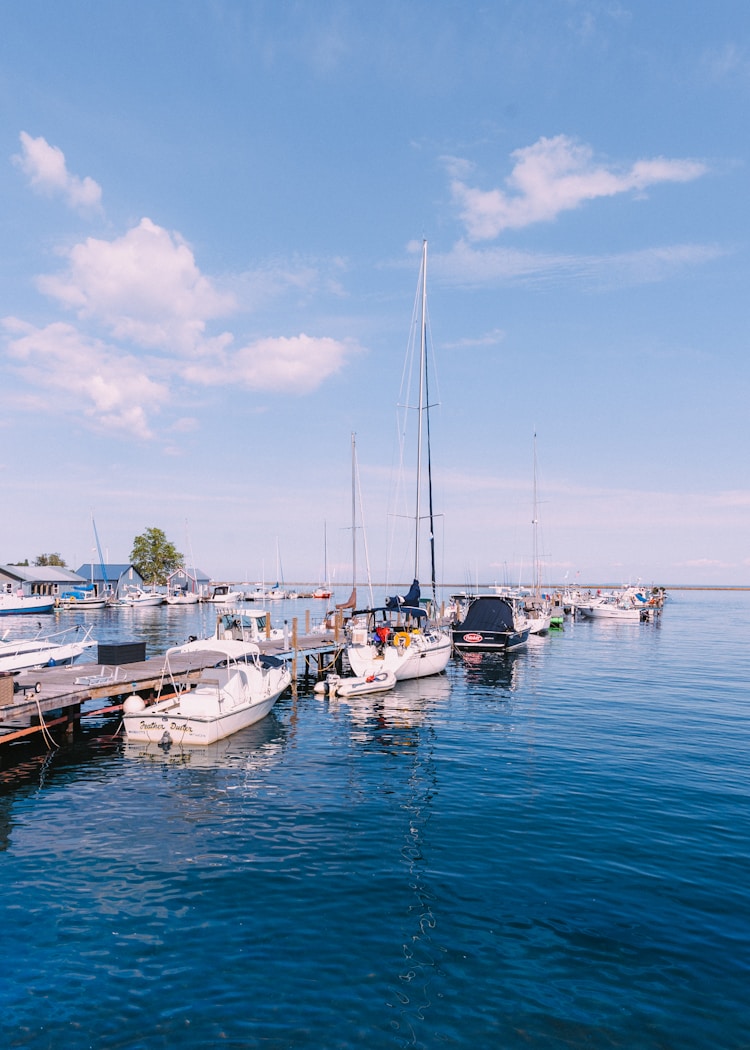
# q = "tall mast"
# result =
<box><xmin>414</xmin><ymin>239</ymin><xmax>427</xmax><ymax>580</ymax></box>
<box><xmin>351</xmin><ymin>432</ymin><xmax>357</xmax><ymax>592</ymax></box>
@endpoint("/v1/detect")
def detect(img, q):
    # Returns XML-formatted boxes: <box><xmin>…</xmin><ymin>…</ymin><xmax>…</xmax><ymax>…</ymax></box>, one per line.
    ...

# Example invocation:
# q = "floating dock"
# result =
<box><xmin>0</xmin><ymin>630</ymin><xmax>345</xmax><ymax>752</ymax></box>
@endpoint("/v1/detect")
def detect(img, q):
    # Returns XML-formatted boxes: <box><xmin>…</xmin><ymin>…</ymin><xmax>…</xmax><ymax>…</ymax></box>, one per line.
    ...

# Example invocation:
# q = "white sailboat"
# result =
<box><xmin>346</xmin><ymin>240</ymin><xmax>451</xmax><ymax>682</ymax></box>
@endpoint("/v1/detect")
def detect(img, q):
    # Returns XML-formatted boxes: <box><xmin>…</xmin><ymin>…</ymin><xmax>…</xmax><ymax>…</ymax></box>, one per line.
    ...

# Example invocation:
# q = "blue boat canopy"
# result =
<box><xmin>458</xmin><ymin>597</ymin><xmax>515</xmax><ymax>632</ymax></box>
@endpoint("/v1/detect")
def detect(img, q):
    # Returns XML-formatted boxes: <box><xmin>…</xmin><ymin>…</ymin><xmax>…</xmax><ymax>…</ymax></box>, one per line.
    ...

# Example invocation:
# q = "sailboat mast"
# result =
<box><xmin>532</xmin><ymin>431</ymin><xmax>540</xmax><ymax>597</ymax></box>
<box><xmin>351</xmin><ymin>432</ymin><xmax>357</xmax><ymax>591</ymax></box>
<box><xmin>414</xmin><ymin>239</ymin><xmax>427</xmax><ymax>580</ymax></box>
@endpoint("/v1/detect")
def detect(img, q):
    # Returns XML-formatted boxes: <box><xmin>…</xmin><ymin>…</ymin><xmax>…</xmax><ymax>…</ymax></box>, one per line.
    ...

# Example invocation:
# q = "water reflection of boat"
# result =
<box><xmin>122</xmin><ymin>711</ymin><xmax>288</xmax><ymax>770</ymax></box>
<box><xmin>455</xmin><ymin>650</ymin><xmax>521</xmax><ymax>691</ymax></box>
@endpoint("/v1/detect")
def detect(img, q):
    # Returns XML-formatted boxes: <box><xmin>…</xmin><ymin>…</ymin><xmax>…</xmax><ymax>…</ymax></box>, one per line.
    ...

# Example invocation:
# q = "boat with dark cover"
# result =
<box><xmin>451</xmin><ymin>595</ymin><xmax>529</xmax><ymax>653</ymax></box>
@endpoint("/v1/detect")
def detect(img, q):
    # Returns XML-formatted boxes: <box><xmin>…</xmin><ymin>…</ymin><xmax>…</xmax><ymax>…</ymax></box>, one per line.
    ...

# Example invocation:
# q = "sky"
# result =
<box><xmin>1</xmin><ymin>0</ymin><xmax>749</xmax><ymax>589</ymax></box>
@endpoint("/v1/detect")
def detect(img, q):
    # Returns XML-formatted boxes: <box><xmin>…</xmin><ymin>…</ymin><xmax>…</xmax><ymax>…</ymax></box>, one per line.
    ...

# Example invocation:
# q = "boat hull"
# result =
<box><xmin>123</xmin><ymin>692</ymin><xmax>283</xmax><ymax>745</ymax></box>
<box><xmin>578</xmin><ymin>605</ymin><xmax>643</xmax><ymax>622</ymax></box>
<box><xmin>347</xmin><ymin>632</ymin><xmax>451</xmax><ymax>681</ymax></box>
<box><xmin>452</xmin><ymin>627</ymin><xmax>529</xmax><ymax>653</ymax></box>
<box><xmin>0</xmin><ymin>595</ymin><xmax>56</xmax><ymax>615</ymax></box>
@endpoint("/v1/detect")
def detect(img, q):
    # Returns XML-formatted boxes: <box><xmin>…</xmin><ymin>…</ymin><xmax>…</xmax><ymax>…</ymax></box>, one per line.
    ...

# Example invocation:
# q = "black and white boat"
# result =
<box><xmin>451</xmin><ymin>595</ymin><xmax>529</xmax><ymax>653</ymax></box>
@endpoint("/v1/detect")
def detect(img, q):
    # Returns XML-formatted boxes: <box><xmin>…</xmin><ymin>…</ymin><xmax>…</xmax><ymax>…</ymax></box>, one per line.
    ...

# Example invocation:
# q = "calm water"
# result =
<box><xmin>1</xmin><ymin>592</ymin><xmax>749</xmax><ymax>1049</ymax></box>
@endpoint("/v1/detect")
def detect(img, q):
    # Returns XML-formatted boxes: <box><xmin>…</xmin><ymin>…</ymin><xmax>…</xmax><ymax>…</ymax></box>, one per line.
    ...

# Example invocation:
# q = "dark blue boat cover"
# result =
<box><xmin>386</xmin><ymin>579</ymin><xmax>421</xmax><ymax>610</ymax></box>
<box><xmin>459</xmin><ymin>597</ymin><xmax>515</xmax><ymax>632</ymax></box>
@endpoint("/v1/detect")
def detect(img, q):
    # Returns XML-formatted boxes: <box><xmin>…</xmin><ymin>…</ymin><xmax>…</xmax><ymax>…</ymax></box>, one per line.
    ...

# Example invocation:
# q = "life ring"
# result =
<box><xmin>394</xmin><ymin>632</ymin><xmax>411</xmax><ymax>648</ymax></box>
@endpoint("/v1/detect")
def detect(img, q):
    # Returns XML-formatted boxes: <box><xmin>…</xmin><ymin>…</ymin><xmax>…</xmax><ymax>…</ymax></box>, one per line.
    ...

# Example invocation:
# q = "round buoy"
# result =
<box><xmin>313</xmin><ymin>681</ymin><xmax>326</xmax><ymax>695</ymax></box>
<box><xmin>123</xmin><ymin>694</ymin><xmax>146</xmax><ymax>714</ymax></box>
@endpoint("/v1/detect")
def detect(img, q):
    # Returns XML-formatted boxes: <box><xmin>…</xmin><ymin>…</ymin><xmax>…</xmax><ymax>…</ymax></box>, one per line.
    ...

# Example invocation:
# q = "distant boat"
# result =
<box><xmin>165</xmin><ymin>588</ymin><xmax>200</xmax><ymax>605</ymax></box>
<box><xmin>0</xmin><ymin>589</ymin><xmax>55</xmax><ymax>615</ymax></box>
<box><xmin>56</xmin><ymin>585</ymin><xmax>110</xmax><ymax>610</ymax></box>
<box><xmin>122</xmin><ymin>638</ymin><xmax>291</xmax><ymax>746</ymax></box>
<box><xmin>577</xmin><ymin>587</ymin><xmax>664</xmax><ymax>622</ymax></box>
<box><xmin>0</xmin><ymin>624</ymin><xmax>97</xmax><ymax>673</ymax></box>
<box><xmin>205</xmin><ymin>584</ymin><xmax>244</xmax><ymax>604</ymax></box>
<box><xmin>119</xmin><ymin>586</ymin><xmax>165</xmax><ymax>608</ymax></box>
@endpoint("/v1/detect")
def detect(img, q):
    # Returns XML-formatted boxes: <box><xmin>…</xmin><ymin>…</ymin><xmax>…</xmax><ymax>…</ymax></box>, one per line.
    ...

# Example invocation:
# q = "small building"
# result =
<box><xmin>166</xmin><ymin>566</ymin><xmax>211</xmax><ymax>595</ymax></box>
<box><xmin>0</xmin><ymin>564</ymin><xmax>88</xmax><ymax>597</ymax></box>
<box><xmin>1</xmin><ymin>563</ymin><xmax>88</xmax><ymax>597</ymax></box>
<box><xmin>74</xmin><ymin>562</ymin><xmax>144</xmax><ymax>596</ymax></box>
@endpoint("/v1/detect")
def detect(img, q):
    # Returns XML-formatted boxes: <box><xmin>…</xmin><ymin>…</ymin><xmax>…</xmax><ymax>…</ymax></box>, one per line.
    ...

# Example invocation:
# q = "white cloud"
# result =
<box><xmin>37</xmin><ymin>217</ymin><xmax>236</xmax><ymax>355</ymax></box>
<box><xmin>3</xmin><ymin>318</ymin><xmax>167</xmax><ymax>439</ymax></box>
<box><xmin>184</xmin><ymin>333</ymin><xmax>357</xmax><ymax>394</ymax></box>
<box><xmin>450</xmin><ymin>135</ymin><xmax>708</xmax><ymax>240</ymax></box>
<box><xmin>13</xmin><ymin>132</ymin><xmax>103</xmax><ymax>213</ymax></box>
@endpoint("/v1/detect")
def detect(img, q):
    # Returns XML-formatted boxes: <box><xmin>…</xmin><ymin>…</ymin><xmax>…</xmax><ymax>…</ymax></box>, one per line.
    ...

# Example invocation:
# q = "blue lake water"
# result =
<box><xmin>1</xmin><ymin>591</ymin><xmax>749</xmax><ymax>1049</ymax></box>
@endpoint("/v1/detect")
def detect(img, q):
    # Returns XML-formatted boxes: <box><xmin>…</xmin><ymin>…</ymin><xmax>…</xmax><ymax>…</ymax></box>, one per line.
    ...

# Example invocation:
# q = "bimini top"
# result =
<box><xmin>457</xmin><ymin>596</ymin><xmax>515</xmax><ymax>632</ymax></box>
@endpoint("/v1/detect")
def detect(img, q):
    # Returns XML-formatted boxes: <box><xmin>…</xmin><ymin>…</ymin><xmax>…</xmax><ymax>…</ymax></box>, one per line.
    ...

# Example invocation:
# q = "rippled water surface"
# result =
<box><xmin>2</xmin><ymin>592</ymin><xmax>749</xmax><ymax>1048</ymax></box>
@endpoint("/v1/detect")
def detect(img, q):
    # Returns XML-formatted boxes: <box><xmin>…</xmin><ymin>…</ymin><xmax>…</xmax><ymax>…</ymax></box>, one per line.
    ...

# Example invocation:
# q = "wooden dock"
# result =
<box><xmin>0</xmin><ymin>631</ymin><xmax>345</xmax><ymax>751</ymax></box>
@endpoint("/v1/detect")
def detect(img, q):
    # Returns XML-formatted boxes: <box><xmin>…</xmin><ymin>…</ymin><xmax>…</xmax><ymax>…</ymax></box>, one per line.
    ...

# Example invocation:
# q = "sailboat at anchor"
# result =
<box><xmin>345</xmin><ymin>239</ymin><xmax>451</xmax><ymax>682</ymax></box>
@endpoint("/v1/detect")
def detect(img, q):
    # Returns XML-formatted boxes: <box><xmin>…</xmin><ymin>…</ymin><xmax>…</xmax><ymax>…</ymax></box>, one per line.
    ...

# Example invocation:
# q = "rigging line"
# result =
<box><xmin>424</xmin><ymin>322</ymin><xmax>437</xmax><ymax>605</ymax></box>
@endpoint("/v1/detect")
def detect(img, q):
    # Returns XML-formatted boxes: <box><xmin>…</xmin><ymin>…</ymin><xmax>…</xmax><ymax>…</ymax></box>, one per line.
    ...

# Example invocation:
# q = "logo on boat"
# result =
<box><xmin>463</xmin><ymin>633</ymin><xmax>483</xmax><ymax>643</ymax></box>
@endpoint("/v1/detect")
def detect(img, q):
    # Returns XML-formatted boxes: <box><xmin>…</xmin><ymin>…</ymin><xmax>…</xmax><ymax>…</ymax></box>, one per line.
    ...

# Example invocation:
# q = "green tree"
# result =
<box><xmin>130</xmin><ymin>527</ymin><xmax>182</xmax><ymax>585</ymax></box>
<box><xmin>35</xmin><ymin>553</ymin><xmax>67</xmax><ymax>567</ymax></box>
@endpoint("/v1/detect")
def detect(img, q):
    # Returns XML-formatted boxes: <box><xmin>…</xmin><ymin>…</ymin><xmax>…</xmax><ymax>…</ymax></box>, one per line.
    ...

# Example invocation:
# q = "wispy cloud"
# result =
<box><xmin>13</xmin><ymin>132</ymin><xmax>103</xmax><ymax>213</ymax></box>
<box><xmin>432</xmin><ymin>238</ymin><xmax>724</xmax><ymax>289</ymax></box>
<box><xmin>448</xmin><ymin>135</ymin><xmax>708</xmax><ymax>241</ymax></box>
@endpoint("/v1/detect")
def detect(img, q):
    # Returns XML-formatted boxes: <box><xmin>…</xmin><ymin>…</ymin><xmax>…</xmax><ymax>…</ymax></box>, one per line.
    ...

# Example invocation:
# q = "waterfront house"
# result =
<box><xmin>0</xmin><ymin>564</ymin><xmax>88</xmax><ymax>597</ymax></box>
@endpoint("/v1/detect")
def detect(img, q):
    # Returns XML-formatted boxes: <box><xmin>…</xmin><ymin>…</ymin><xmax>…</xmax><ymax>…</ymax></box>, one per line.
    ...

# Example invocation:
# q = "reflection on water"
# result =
<box><xmin>121</xmin><ymin>711</ymin><xmax>288</xmax><ymax>773</ymax></box>
<box><xmin>455</xmin><ymin>649</ymin><xmax>522</xmax><ymax>691</ymax></box>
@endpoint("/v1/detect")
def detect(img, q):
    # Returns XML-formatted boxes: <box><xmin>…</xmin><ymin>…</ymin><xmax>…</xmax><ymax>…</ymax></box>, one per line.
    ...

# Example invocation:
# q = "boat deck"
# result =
<box><xmin>0</xmin><ymin>631</ymin><xmax>344</xmax><ymax>749</ymax></box>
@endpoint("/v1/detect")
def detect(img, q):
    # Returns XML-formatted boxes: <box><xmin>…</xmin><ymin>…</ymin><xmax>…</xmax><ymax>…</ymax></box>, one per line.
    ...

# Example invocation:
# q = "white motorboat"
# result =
<box><xmin>119</xmin><ymin>587</ymin><xmax>165</xmax><ymax>607</ymax></box>
<box><xmin>122</xmin><ymin>638</ymin><xmax>291</xmax><ymax>746</ymax></box>
<box><xmin>165</xmin><ymin>589</ymin><xmax>200</xmax><ymax>605</ymax></box>
<box><xmin>0</xmin><ymin>624</ymin><xmax>97</xmax><ymax>674</ymax></box>
<box><xmin>577</xmin><ymin>587</ymin><xmax>664</xmax><ymax>622</ymax></box>
<box><xmin>205</xmin><ymin>584</ymin><xmax>244</xmax><ymax>604</ymax></box>
<box><xmin>0</xmin><ymin>590</ymin><xmax>55</xmax><ymax>615</ymax></box>
<box><xmin>56</xmin><ymin>586</ymin><xmax>112</xmax><ymax>609</ymax></box>
<box><xmin>211</xmin><ymin>607</ymin><xmax>286</xmax><ymax>644</ymax></box>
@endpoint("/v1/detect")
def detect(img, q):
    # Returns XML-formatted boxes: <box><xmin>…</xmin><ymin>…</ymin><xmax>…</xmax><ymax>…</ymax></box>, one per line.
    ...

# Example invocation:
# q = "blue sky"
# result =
<box><xmin>1</xmin><ymin>1</ymin><xmax>748</xmax><ymax>588</ymax></box>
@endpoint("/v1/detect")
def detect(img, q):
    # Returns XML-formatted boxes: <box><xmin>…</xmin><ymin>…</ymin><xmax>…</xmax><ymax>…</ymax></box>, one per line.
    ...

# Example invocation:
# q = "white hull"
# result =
<box><xmin>205</xmin><ymin>589</ymin><xmax>244</xmax><ymax>604</ymax></box>
<box><xmin>119</xmin><ymin>588</ymin><xmax>164</xmax><ymax>607</ymax></box>
<box><xmin>578</xmin><ymin>604</ymin><xmax>642</xmax><ymax>622</ymax></box>
<box><xmin>123</xmin><ymin>692</ymin><xmax>282</xmax><ymax>745</ymax></box>
<box><xmin>347</xmin><ymin>631</ymin><xmax>451</xmax><ymax>681</ymax></box>
<box><xmin>166</xmin><ymin>593</ymin><xmax>200</xmax><ymax>605</ymax></box>
<box><xmin>522</xmin><ymin>612</ymin><xmax>552</xmax><ymax>634</ymax></box>
<box><xmin>123</xmin><ymin>643</ymin><xmax>291</xmax><ymax>746</ymax></box>
<box><xmin>56</xmin><ymin>595</ymin><xmax>109</xmax><ymax>609</ymax></box>
<box><xmin>0</xmin><ymin>594</ymin><xmax>55</xmax><ymax>615</ymax></box>
<box><xmin>0</xmin><ymin>626</ymin><xmax>96</xmax><ymax>673</ymax></box>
